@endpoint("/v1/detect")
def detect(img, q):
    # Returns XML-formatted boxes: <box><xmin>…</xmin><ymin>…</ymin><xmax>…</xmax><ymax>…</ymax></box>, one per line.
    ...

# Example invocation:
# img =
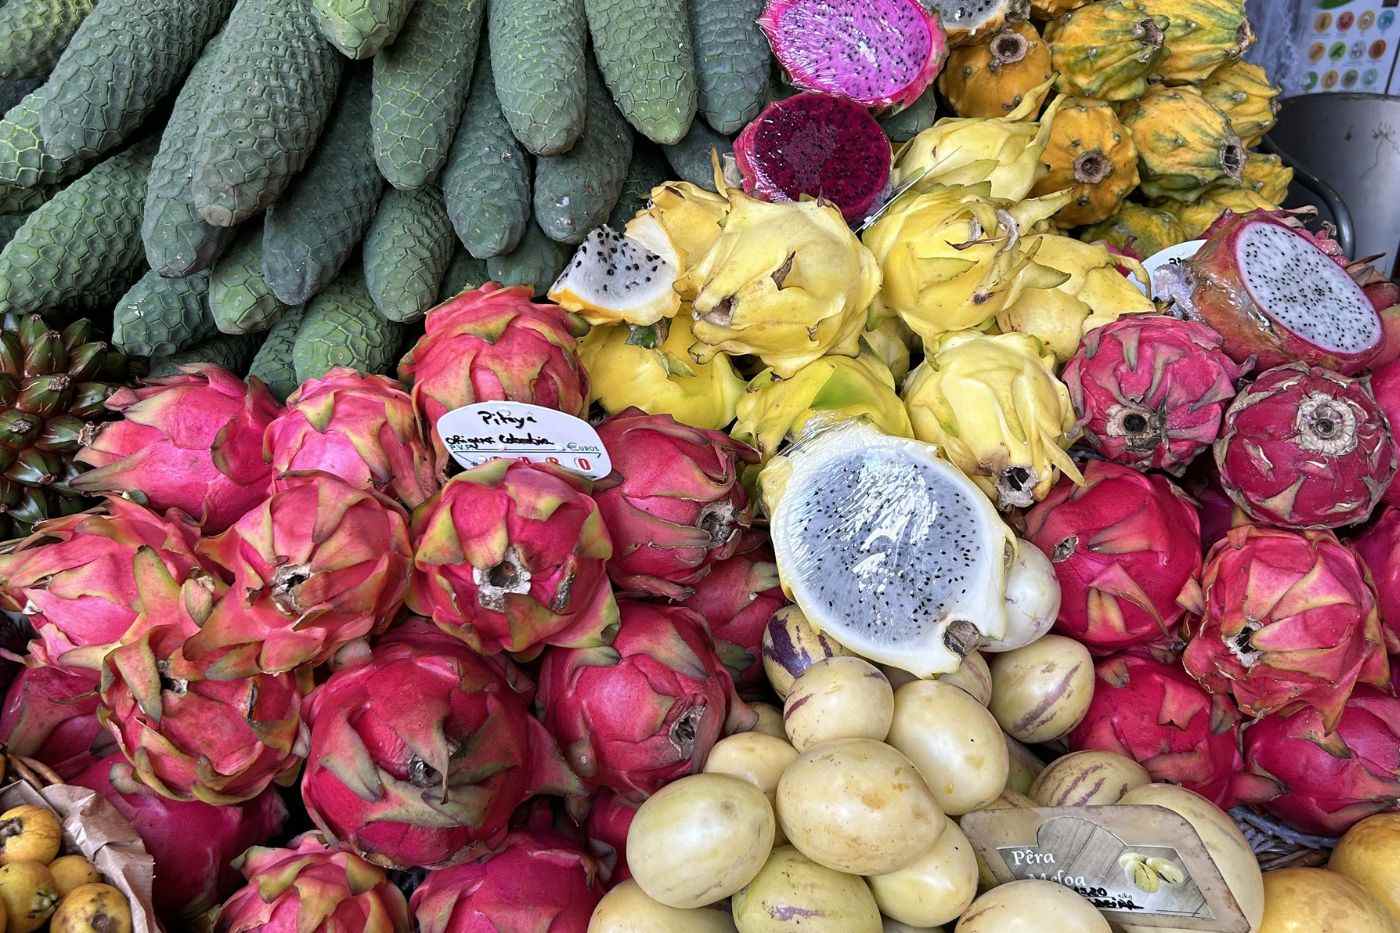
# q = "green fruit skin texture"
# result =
<box><xmin>0</xmin><ymin>211</ymin><xmax>28</xmax><ymax>251</ymax></box>
<box><xmin>142</xmin><ymin>36</ymin><xmax>231</xmax><ymax>278</ymax></box>
<box><xmin>112</xmin><ymin>269</ymin><xmax>217</xmax><ymax>358</ymax></box>
<box><xmin>262</xmin><ymin>69</ymin><xmax>384</xmax><ymax>307</ymax></box>
<box><xmin>363</xmin><ymin>185</ymin><xmax>453</xmax><ymax>323</ymax></box>
<box><xmin>40</xmin><ymin>0</ymin><xmax>235</xmax><ymax>161</ymax></box>
<box><xmin>485</xmin><ymin>221</ymin><xmax>569</xmax><ymax>298</ymax></box>
<box><xmin>691</xmin><ymin>0</ymin><xmax>769</xmax><ymax>135</ymax></box>
<box><xmin>192</xmin><ymin>0</ymin><xmax>345</xmax><ymax>227</ymax></box>
<box><xmin>488</xmin><ymin>0</ymin><xmax>588</xmax><ymax>156</ymax></box>
<box><xmin>534</xmin><ymin>66</ymin><xmax>633</xmax><ymax>245</ymax></box>
<box><xmin>0</xmin><ymin>180</ymin><xmax>53</xmax><ymax>215</ymax></box>
<box><xmin>440</xmin><ymin>44</ymin><xmax>531</xmax><ymax>260</ymax></box>
<box><xmin>247</xmin><ymin>305</ymin><xmax>306</xmax><ymax>401</ymax></box>
<box><xmin>0</xmin><ymin>85</ymin><xmax>92</xmax><ymax>188</ymax></box>
<box><xmin>585</xmin><ymin>0</ymin><xmax>697</xmax><ymax>144</ymax></box>
<box><xmin>371</xmin><ymin>0</ymin><xmax>483</xmax><ymax>190</ymax></box>
<box><xmin>311</xmin><ymin>0</ymin><xmax>415</xmax><ymax>60</ymax></box>
<box><xmin>440</xmin><ymin>248</ymin><xmax>488</xmax><ymax>301</ymax></box>
<box><xmin>292</xmin><ymin>265</ymin><xmax>402</xmax><ymax>382</ymax></box>
<box><xmin>608</xmin><ymin>143</ymin><xmax>670</xmax><ymax>228</ymax></box>
<box><xmin>662</xmin><ymin>120</ymin><xmax>730</xmax><ymax>191</ymax></box>
<box><xmin>209</xmin><ymin>227</ymin><xmax>295</xmax><ymax>336</ymax></box>
<box><xmin>0</xmin><ymin>77</ymin><xmax>44</xmax><ymax>114</ymax></box>
<box><xmin>0</xmin><ymin>138</ymin><xmax>155</xmax><ymax>319</ymax></box>
<box><xmin>880</xmin><ymin>85</ymin><xmax>939</xmax><ymax>143</ymax></box>
<box><xmin>0</xmin><ymin>0</ymin><xmax>96</xmax><ymax>81</ymax></box>
<box><xmin>147</xmin><ymin>332</ymin><xmax>260</xmax><ymax>379</ymax></box>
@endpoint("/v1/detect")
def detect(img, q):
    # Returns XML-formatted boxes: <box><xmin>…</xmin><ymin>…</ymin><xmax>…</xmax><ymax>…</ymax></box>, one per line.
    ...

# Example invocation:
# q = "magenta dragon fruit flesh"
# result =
<box><xmin>758</xmin><ymin>0</ymin><xmax>949</xmax><ymax>112</ymax></box>
<box><xmin>734</xmin><ymin>92</ymin><xmax>893</xmax><ymax>223</ymax></box>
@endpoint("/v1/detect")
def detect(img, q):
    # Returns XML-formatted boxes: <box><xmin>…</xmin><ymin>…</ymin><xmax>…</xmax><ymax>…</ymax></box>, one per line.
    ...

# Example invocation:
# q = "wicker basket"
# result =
<box><xmin>1231</xmin><ymin>807</ymin><xmax>1338</xmax><ymax>871</ymax></box>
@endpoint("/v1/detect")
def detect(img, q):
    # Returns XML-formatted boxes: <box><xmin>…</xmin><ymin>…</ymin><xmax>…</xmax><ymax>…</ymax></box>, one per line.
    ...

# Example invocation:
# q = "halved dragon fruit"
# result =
<box><xmin>548</xmin><ymin>225</ymin><xmax>681</xmax><ymax>327</ymax></box>
<box><xmin>1179</xmin><ymin>210</ymin><xmax>1386</xmax><ymax>375</ymax></box>
<box><xmin>763</xmin><ymin>421</ymin><xmax>1016</xmax><ymax>677</ymax></box>
<box><xmin>758</xmin><ymin>0</ymin><xmax>949</xmax><ymax>112</ymax></box>
<box><xmin>925</xmin><ymin>0</ymin><xmax>1027</xmax><ymax>46</ymax></box>
<box><xmin>734</xmin><ymin>93</ymin><xmax>893</xmax><ymax>224</ymax></box>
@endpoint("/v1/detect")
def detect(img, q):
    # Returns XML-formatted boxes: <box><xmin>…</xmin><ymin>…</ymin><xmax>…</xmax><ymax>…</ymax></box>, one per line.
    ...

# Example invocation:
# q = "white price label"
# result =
<box><xmin>436</xmin><ymin>402</ymin><xmax>612</xmax><ymax>479</ymax></box>
<box><xmin>1136</xmin><ymin>239</ymin><xmax>1206</xmax><ymax>299</ymax></box>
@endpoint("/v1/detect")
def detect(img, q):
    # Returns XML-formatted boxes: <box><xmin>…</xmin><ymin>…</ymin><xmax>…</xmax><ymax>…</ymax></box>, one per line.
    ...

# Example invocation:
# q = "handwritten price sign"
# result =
<box><xmin>436</xmin><ymin>402</ymin><xmax>613</xmax><ymax>479</ymax></box>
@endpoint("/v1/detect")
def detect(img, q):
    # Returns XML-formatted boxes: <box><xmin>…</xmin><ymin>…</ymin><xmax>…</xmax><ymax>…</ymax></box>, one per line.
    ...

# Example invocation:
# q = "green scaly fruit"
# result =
<box><xmin>0</xmin><ymin>211</ymin><xmax>28</xmax><ymax>250</ymax></box>
<box><xmin>261</xmin><ymin>69</ymin><xmax>384</xmax><ymax>306</ymax></box>
<box><xmin>662</xmin><ymin>120</ymin><xmax>731</xmax><ymax>191</ymax></box>
<box><xmin>246</xmin><ymin>306</ymin><xmax>306</xmax><ymax>401</ymax></box>
<box><xmin>585</xmin><ymin>0</ymin><xmax>696</xmax><ymax>144</ymax></box>
<box><xmin>192</xmin><ymin>0</ymin><xmax>345</xmax><ymax>227</ymax></box>
<box><xmin>608</xmin><ymin>144</ymin><xmax>671</xmax><ymax>228</ymax></box>
<box><xmin>209</xmin><ymin>227</ymin><xmax>296</xmax><ymax>336</ymax></box>
<box><xmin>0</xmin><ymin>86</ymin><xmax>93</xmax><ymax>188</ymax></box>
<box><xmin>1120</xmin><ymin>85</ymin><xmax>1244</xmax><ymax>202</ymax></box>
<box><xmin>0</xmin><ymin>78</ymin><xmax>44</xmax><ymax>114</ymax></box>
<box><xmin>0</xmin><ymin>138</ymin><xmax>154</xmax><ymax>319</ymax></box>
<box><xmin>40</xmin><ymin>0</ymin><xmax>235</xmax><ymax>161</ymax></box>
<box><xmin>691</xmin><ymin>0</ymin><xmax>770</xmax><ymax>135</ymax></box>
<box><xmin>311</xmin><ymin>0</ymin><xmax>415</xmax><ymax>60</ymax></box>
<box><xmin>111</xmin><ymin>270</ymin><xmax>217</xmax><ymax>358</ymax></box>
<box><xmin>533</xmin><ymin>64</ymin><xmax>633</xmax><ymax>244</ymax></box>
<box><xmin>440</xmin><ymin>43</ymin><xmax>531</xmax><ymax>259</ymax></box>
<box><xmin>371</xmin><ymin>0</ymin><xmax>483</xmax><ymax>190</ymax></box>
<box><xmin>362</xmin><ymin>185</ymin><xmax>453</xmax><ymax>323</ymax></box>
<box><xmin>439</xmin><ymin>249</ymin><xmax>488</xmax><ymax>301</ymax></box>
<box><xmin>292</xmin><ymin>264</ymin><xmax>402</xmax><ymax>381</ymax></box>
<box><xmin>147</xmin><ymin>332</ymin><xmax>261</xmax><ymax>379</ymax></box>
<box><xmin>487</xmin><ymin>0</ymin><xmax>588</xmax><ymax>155</ymax></box>
<box><xmin>880</xmin><ymin>85</ymin><xmax>940</xmax><ymax>143</ymax></box>
<box><xmin>485</xmin><ymin>221</ymin><xmax>569</xmax><ymax>298</ymax></box>
<box><xmin>0</xmin><ymin>0</ymin><xmax>95</xmax><ymax>80</ymax></box>
<box><xmin>0</xmin><ymin>181</ymin><xmax>52</xmax><ymax>215</ymax></box>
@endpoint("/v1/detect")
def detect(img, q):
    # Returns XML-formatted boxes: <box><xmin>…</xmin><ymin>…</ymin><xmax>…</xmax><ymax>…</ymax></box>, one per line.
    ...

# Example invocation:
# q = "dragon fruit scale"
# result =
<box><xmin>1063</xmin><ymin>315</ymin><xmax>1249</xmax><ymax>476</ymax></box>
<box><xmin>410</xmin><ymin>827</ymin><xmax>603</xmax><ymax>933</ymax></box>
<box><xmin>99</xmin><ymin>549</ymin><xmax>309</xmax><ymax>804</ymax></box>
<box><xmin>593</xmin><ymin>410</ymin><xmax>757</xmax><ymax>599</ymax></box>
<box><xmin>73</xmin><ymin>365</ymin><xmax>281</xmax><ymax>533</ymax></box>
<box><xmin>1353</xmin><ymin>507</ymin><xmax>1400</xmax><ymax>653</ymax></box>
<box><xmin>408</xmin><ymin>459</ymin><xmax>619</xmax><ymax>658</ymax></box>
<box><xmin>0</xmin><ymin>664</ymin><xmax>114</xmax><ymax>780</ymax></box>
<box><xmin>73</xmin><ymin>754</ymin><xmax>287</xmax><ymax>919</ymax></box>
<box><xmin>1236</xmin><ymin>687</ymin><xmax>1400</xmax><ymax>837</ymax></box>
<box><xmin>537</xmin><ymin>599</ymin><xmax>755</xmax><ymax>801</ymax></box>
<box><xmin>0</xmin><ymin>497</ymin><xmax>205</xmax><ymax>669</ymax></box>
<box><xmin>1214</xmin><ymin>363</ymin><xmax>1397</xmax><ymax>530</ymax></box>
<box><xmin>1182</xmin><ymin>525</ymin><xmax>1389</xmax><ymax>732</ymax></box>
<box><xmin>585</xmin><ymin>790</ymin><xmax>639</xmax><ymax>886</ymax></box>
<box><xmin>758</xmin><ymin>0</ymin><xmax>948</xmax><ymax>112</ymax></box>
<box><xmin>1024</xmin><ymin>461</ymin><xmax>1204</xmax><ymax>654</ymax></box>
<box><xmin>1370</xmin><ymin>358</ymin><xmax>1400</xmax><ymax>507</ymax></box>
<box><xmin>1069</xmin><ymin>654</ymin><xmax>1245</xmax><ymax>808</ymax></box>
<box><xmin>681</xmin><ymin>529</ymin><xmax>789</xmax><ymax>688</ymax></box>
<box><xmin>263</xmin><ymin>368</ymin><xmax>438</xmax><ymax>511</ymax></box>
<box><xmin>300</xmin><ymin>621</ymin><xmax>583</xmax><ymax>870</ymax></box>
<box><xmin>397</xmin><ymin>284</ymin><xmax>590</xmax><ymax>470</ymax></box>
<box><xmin>185</xmin><ymin>473</ymin><xmax>414</xmax><ymax>677</ymax></box>
<box><xmin>216</xmin><ymin>831</ymin><xmax>412</xmax><ymax>933</ymax></box>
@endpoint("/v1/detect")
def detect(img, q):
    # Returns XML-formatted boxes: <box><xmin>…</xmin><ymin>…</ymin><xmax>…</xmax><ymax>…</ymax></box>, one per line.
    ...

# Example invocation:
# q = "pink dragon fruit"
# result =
<box><xmin>186</xmin><ymin>473</ymin><xmax>414</xmax><ymax>676</ymax></box>
<box><xmin>72</xmin><ymin>365</ymin><xmax>281</xmax><ymax>532</ymax></box>
<box><xmin>1214</xmin><ymin>363</ymin><xmax>1397</xmax><ymax>529</ymax></box>
<box><xmin>1352</xmin><ymin>506</ymin><xmax>1400</xmax><ymax>653</ymax></box>
<box><xmin>758</xmin><ymin>0</ymin><xmax>948</xmax><ymax>111</ymax></box>
<box><xmin>1023</xmin><ymin>460</ymin><xmax>1204</xmax><ymax>654</ymax></box>
<box><xmin>98</xmin><ymin>549</ymin><xmax>308</xmax><ymax>804</ymax></box>
<box><xmin>1236</xmin><ymin>687</ymin><xmax>1400</xmax><ymax>837</ymax></box>
<box><xmin>72</xmin><ymin>753</ymin><xmax>287</xmax><ymax>918</ymax></box>
<box><xmin>536</xmin><ymin>599</ymin><xmax>755</xmax><ymax>801</ymax></box>
<box><xmin>216</xmin><ymin>831</ymin><xmax>412</xmax><ymax>933</ymax></box>
<box><xmin>263</xmin><ymin>368</ymin><xmax>439</xmax><ymax>510</ymax></box>
<box><xmin>585</xmin><ymin>790</ymin><xmax>638</xmax><ymax>886</ymax></box>
<box><xmin>1177</xmin><ymin>210</ymin><xmax>1388</xmax><ymax>374</ymax></box>
<box><xmin>1183</xmin><ymin>524</ymin><xmax>1389</xmax><ymax>732</ymax></box>
<box><xmin>409</xmin><ymin>827</ymin><xmax>603</xmax><ymax>933</ymax></box>
<box><xmin>0</xmin><ymin>497</ymin><xmax>205</xmax><ymax>668</ymax></box>
<box><xmin>1068</xmin><ymin>654</ymin><xmax>1245</xmax><ymax>808</ymax></box>
<box><xmin>1372</xmin><ymin>358</ymin><xmax>1400</xmax><ymax>507</ymax></box>
<box><xmin>1181</xmin><ymin>460</ymin><xmax>1247</xmax><ymax>555</ymax></box>
<box><xmin>680</xmin><ymin>529</ymin><xmax>789</xmax><ymax>689</ymax></box>
<box><xmin>1063</xmin><ymin>315</ymin><xmax>1249</xmax><ymax>476</ymax></box>
<box><xmin>593</xmin><ymin>410</ymin><xmax>757</xmax><ymax>599</ymax></box>
<box><xmin>397</xmin><ymin>284</ymin><xmax>590</xmax><ymax>468</ymax></box>
<box><xmin>300</xmin><ymin>620</ymin><xmax>583</xmax><ymax>870</ymax></box>
<box><xmin>408</xmin><ymin>459</ymin><xmax>618</xmax><ymax>658</ymax></box>
<box><xmin>0</xmin><ymin>664</ymin><xmax>114</xmax><ymax>779</ymax></box>
<box><xmin>734</xmin><ymin>92</ymin><xmax>893</xmax><ymax>223</ymax></box>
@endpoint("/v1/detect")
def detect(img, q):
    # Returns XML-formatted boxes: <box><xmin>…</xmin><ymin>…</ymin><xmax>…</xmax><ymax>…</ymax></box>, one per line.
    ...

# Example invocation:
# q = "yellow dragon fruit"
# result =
<box><xmin>1166</xmin><ymin>184</ymin><xmax>1278</xmax><ymax>239</ymax></box>
<box><xmin>996</xmin><ymin>235</ymin><xmax>1155</xmax><ymax>361</ymax></box>
<box><xmin>682</xmin><ymin>189</ymin><xmax>880</xmax><ymax>378</ymax></box>
<box><xmin>860</xmin><ymin>316</ymin><xmax>916</xmax><ymax>383</ymax></box>
<box><xmin>1200</xmin><ymin>60</ymin><xmax>1280</xmax><ymax>147</ymax></box>
<box><xmin>732</xmin><ymin>353</ymin><xmax>913</xmax><ymax>462</ymax></box>
<box><xmin>1081</xmin><ymin>201</ymin><xmax>1187</xmax><ymax>257</ymax></box>
<box><xmin>1048</xmin><ymin>0</ymin><xmax>1169</xmax><ymax>102</ymax></box>
<box><xmin>1031</xmin><ymin>0</ymin><xmax>1088</xmax><ymax>16</ymax></box>
<box><xmin>579</xmin><ymin>315</ymin><xmax>745</xmax><ymax>430</ymax></box>
<box><xmin>862</xmin><ymin>184</ymin><xmax>1071</xmax><ymax>343</ymax></box>
<box><xmin>627</xmin><ymin>180</ymin><xmax>731</xmax><ymax>297</ymax></box>
<box><xmin>1120</xmin><ymin>85</ymin><xmax>1245</xmax><ymax>201</ymax></box>
<box><xmin>939</xmin><ymin>22</ymin><xmax>1054</xmax><ymax>118</ymax></box>
<box><xmin>904</xmin><ymin>330</ymin><xmax>1082</xmax><ymax>509</ymax></box>
<box><xmin>893</xmin><ymin>78</ymin><xmax>1065</xmax><ymax>201</ymax></box>
<box><xmin>1239</xmin><ymin>151</ymin><xmax>1292</xmax><ymax>203</ymax></box>
<box><xmin>1031</xmin><ymin>97</ymin><xmax>1140</xmax><ymax>227</ymax></box>
<box><xmin>1142</xmin><ymin>0</ymin><xmax>1254</xmax><ymax>84</ymax></box>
